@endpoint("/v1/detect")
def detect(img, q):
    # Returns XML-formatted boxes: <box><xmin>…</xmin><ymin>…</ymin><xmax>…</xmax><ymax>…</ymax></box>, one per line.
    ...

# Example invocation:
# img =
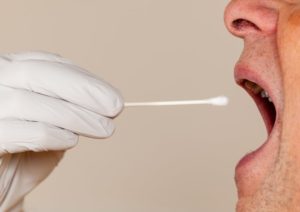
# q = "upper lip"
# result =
<box><xmin>234</xmin><ymin>63</ymin><xmax>279</xmax><ymax>134</ymax></box>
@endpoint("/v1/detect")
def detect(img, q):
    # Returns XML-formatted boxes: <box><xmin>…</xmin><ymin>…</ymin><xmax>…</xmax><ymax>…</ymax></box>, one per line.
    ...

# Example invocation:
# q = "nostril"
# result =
<box><xmin>224</xmin><ymin>1</ymin><xmax>277</xmax><ymax>38</ymax></box>
<box><xmin>232</xmin><ymin>19</ymin><xmax>261</xmax><ymax>31</ymax></box>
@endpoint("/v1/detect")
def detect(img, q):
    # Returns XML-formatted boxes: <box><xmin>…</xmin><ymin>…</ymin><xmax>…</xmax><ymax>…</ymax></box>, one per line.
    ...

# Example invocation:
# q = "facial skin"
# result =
<box><xmin>225</xmin><ymin>0</ymin><xmax>300</xmax><ymax>211</ymax></box>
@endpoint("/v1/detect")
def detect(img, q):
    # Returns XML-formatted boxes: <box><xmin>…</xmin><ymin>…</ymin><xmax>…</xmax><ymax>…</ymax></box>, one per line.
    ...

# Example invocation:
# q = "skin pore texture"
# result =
<box><xmin>225</xmin><ymin>0</ymin><xmax>300</xmax><ymax>211</ymax></box>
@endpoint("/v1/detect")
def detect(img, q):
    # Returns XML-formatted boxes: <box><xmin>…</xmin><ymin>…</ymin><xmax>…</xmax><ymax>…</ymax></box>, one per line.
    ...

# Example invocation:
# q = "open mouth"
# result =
<box><xmin>233</xmin><ymin>76</ymin><xmax>279</xmax><ymax>171</ymax></box>
<box><xmin>238</xmin><ymin>79</ymin><xmax>277</xmax><ymax>135</ymax></box>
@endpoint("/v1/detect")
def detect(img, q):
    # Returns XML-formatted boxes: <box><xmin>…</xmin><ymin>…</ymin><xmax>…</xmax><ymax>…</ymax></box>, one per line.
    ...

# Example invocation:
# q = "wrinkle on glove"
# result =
<box><xmin>0</xmin><ymin>152</ymin><xmax>64</xmax><ymax>212</ymax></box>
<box><xmin>0</xmin><ymin>85</ymin><xmax>116</xmax><ymax>138</ymax></box>
<box><xmin>0</xmin><ymin>119</ymin><xmax>78</xmax><ymax>212</ymax></box>
<box><xmin>0</xmin><ymin>52</ymin><xmax>124</xmax><ymax>117</ymax></box>
<box><xmin>0</xmin><ymin>51</ymin><xmax>124</xmax><ymax>212</ymax></box>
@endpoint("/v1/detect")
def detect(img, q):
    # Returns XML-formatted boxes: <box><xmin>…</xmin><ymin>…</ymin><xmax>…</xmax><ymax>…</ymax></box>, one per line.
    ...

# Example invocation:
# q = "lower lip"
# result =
<box><xmin>235</xmin><ymin>92</ymin><xmax>276</xmax><ymax>169</ymax></box>
<box><xmin>236</xmin><ymin>142</ymin><xmax>266</xmax><ymax>168</ymax></box>
<box><xmin>235</xmin><ymin>118</ymin><xmax>279</xmax><ymax>172</ymax></box>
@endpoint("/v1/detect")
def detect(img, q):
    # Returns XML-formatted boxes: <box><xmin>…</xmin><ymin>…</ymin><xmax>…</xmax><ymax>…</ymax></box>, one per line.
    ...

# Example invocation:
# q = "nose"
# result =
<box><xmin>224</xmin><ymin>0</ymin><xmax>278</xmax><ymax>38</ymax></box>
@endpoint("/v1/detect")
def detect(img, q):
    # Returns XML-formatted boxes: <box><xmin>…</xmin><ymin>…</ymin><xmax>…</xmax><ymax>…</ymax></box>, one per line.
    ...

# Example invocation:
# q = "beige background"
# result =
<box><xmin>0</xmin><ymin>0</ymin><xmax>266</xmax><ymax>211</ymax></box>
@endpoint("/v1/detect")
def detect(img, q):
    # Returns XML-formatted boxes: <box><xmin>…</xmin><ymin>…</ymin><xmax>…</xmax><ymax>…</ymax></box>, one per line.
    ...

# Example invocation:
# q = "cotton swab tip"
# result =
<box><xmin>208</xmin><ymin>96</ymin><xmax>229</xmax><ymax>106</ymax></box>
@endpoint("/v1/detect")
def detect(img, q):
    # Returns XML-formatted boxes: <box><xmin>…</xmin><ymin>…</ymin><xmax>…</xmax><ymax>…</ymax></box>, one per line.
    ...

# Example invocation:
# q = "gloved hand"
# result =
<box><xmin>0</xmin><ymin>51</ymin><xmax>124</xmax><ymax>212</ymax></box>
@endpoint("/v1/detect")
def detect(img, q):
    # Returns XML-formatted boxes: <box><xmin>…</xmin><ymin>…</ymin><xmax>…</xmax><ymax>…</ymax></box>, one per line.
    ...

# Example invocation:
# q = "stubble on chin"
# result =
<box><xmin>237</xmin><ymin>152</ymin><xmax>300</xmax><ymax>212</ymax></box>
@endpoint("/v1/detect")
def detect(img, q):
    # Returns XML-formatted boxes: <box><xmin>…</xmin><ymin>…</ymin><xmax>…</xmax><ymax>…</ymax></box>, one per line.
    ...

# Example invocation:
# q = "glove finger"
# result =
<box><xmin>0</xmin><ymin>52</ymin><xmax>123</xmax><ymax>117</ymax></box>
<box><xmin>0</xmin><ymin>85</ymin><xmax>116</xmax><ymax>138</ymax></box>
<box><xmin>0</xmin><ymin>119</ymin><xmax>78</xmax><ymax>156</ymax></box>
<box><xmin>2</xmin><ymin>51</ymin><xmax>75</xmax><ymax>65</ymax></box>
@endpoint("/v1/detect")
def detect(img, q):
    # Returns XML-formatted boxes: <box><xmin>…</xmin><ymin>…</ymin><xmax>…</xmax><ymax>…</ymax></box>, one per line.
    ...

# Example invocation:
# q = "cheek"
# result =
<box><xmin>277</xmin><ymin>5</ymin><xmax>300</xmax><ymax>81</ymax></box>
<box><xmin>277</xmin><ymin>5</ymin><xmax>300</xmax><ymax>106</ymax></box>
<box><xmin>277</xmin><ymin>4</ymin><xmax>300</xmax><ymax>153</ymax></box>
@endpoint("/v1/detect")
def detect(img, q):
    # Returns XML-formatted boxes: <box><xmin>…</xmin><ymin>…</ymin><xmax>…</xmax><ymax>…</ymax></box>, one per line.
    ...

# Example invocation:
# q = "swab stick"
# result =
<box><xmin>125</xmin><ymin>96</ymin><xmax>229</xmax><ymax>107</ymax></box>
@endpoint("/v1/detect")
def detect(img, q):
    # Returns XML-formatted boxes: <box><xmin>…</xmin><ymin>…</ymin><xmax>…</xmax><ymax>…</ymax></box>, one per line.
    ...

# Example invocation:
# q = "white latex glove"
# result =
<box><xmin>0</xmin><ymin>51</ymin><xmax>124</xmax><ymax>212</ymax></box>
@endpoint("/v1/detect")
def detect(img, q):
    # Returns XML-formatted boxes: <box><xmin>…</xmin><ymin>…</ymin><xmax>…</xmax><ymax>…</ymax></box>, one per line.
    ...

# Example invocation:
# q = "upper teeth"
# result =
<box><xmin>244</xmin><ymin>80</ymin><xmax>273</xmax><ymax>102</ymax></box>
<box><xmin>244</xmin><ymin>81</ymin><xmax>263</xmax><ymax>94</ymax></box>
<box><xmin>260</xmin><ymin>90</ymin><xmax>272</xmax><ymax>102</ymax></box>
<box><xmin>260</xmin><ymin>90</ymin><xmax>269</xmax><ymax>98</ymax></box>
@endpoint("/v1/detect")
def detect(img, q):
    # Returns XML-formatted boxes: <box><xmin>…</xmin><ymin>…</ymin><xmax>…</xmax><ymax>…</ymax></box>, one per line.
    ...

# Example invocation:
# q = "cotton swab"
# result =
<box><xmin>124</xmin><ymin>96</ymin><xmax>229</xmax><ymax>107</ymax></box>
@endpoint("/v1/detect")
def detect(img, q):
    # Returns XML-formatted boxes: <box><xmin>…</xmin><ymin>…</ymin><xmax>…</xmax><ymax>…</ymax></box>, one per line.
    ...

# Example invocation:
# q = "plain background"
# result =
<box><xmin>0</xmin><ymin>0</ymin><xmax>266</xmax><ymax>211</ymax></box>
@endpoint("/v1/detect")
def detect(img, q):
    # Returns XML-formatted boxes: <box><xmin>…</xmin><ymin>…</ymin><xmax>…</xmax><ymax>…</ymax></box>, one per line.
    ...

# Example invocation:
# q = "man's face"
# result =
<box><xmin>225</xmin><ymin>0</ymin><xmax>300</xmax><ymax>211</ymax></box>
